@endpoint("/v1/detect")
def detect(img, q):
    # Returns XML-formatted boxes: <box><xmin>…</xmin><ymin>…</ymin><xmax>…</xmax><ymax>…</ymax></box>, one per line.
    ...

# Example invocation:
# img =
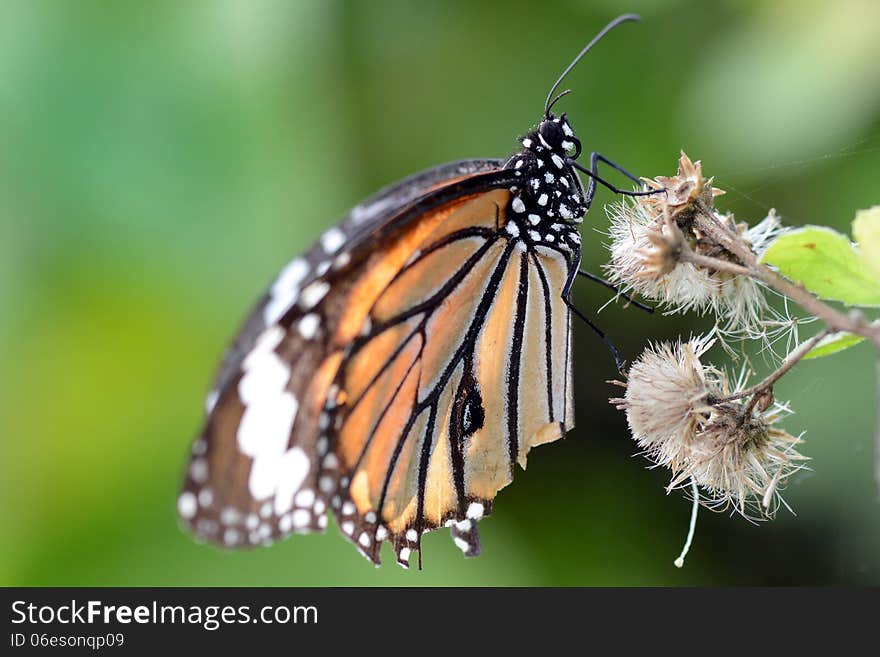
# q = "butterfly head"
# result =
<box><xmin>503</xmin><ymin>12</ymin><xmax>641</xmax><ymax>234</ymax></box>
<box><xmin>537</xmin><ymin>113</ymin><xmax>581</xmax><ymax>160</ymax></box>
<box><xmin>506</xmin><ymin>113</ymin><xmax>587</xmax><ymax>231</ymax></box>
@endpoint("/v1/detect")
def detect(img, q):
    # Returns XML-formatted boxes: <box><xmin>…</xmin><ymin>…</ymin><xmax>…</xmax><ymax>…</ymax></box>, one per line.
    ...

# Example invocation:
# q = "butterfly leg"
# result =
<box><xmin>576</xmin><ymin>269</ymin><xmax>654</xmax><ymax>314</ymax></box>
<box><xmin>572</xmin><ymin>151</ymin><xmax>661</xmax><ymax>210</ymax></box>
<box><xmin>562</xmin><ymin>254</ymin><xmax>625</xmax><ymax>371</ymax></box>
<box><xmin>592</xmin><ymin>152</ymin><xmax>644</xmax><ymax>187</ymax></box>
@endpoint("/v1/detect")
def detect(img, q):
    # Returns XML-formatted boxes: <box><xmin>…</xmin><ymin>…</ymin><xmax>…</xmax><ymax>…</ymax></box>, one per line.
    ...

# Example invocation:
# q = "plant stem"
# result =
<box><xmin>679</xmin><ymin>251</ymin><xmax>752</xmax><ymax>277</ymax></box>
<box><xmin>692</xmin><ymin>199</ymin><xmax>880</xmax><ymax>346</ymax></box>
<box><xmin>716</xmin><ymin>328</ymin><xmax>832</xmax><ymax>403</ymax></box>
<box><xmin>686</xmin><ymin>197</ymin><xmax>880</xmax><ymax>491</ymax></box>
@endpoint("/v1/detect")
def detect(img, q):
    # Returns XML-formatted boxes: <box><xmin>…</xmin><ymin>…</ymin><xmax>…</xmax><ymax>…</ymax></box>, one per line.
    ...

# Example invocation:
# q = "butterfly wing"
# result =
<box><xmin>318</xmin><ymin>188</ymin><xmax>576</xmax><ymax>567</ymax></box>
<box><xmin>206</xmin><ymin>159</ymin><xmax>505</xmax><ymax>402</ymax></box>
<box><xmin>178</xmin><ymin>159</ymin><xmax>512</xmax><ymax>547</ymax></box>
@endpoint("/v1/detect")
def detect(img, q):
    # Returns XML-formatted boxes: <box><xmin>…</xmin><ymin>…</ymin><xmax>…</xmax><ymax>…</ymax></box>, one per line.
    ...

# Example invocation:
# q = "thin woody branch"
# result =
<box><xmin>692</xmin><ymin>198</ymin><xmax>880</xmax><ymax>346</ymax></box>
<box><xmin>714</xmin><ymin>328</ymin><xmax>832</xmax><ymax>403</ymax></box>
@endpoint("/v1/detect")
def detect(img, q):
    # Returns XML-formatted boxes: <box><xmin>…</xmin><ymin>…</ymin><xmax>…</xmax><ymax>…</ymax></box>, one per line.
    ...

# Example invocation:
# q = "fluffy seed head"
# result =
<box><xmin>615</xmin><ymin>335</ymin><xmax>716</xmax><ymax>473</ymax></box>
<box><xmin>612</xmin><ymin>337</ymin><xmax>807</xmax><ymax>519</ymax></box>
<box><xmin>604</xmin><ymin>152</ymin><xmax>783</xmax><ymax>335</ymax></box>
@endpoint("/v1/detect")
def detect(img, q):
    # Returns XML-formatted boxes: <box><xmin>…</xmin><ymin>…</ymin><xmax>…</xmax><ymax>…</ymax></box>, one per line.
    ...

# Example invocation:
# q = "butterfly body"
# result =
<box><xmin>178</xmin><ymin>14</ymin><xmax>650</xmax><ymax>568</ymax></box>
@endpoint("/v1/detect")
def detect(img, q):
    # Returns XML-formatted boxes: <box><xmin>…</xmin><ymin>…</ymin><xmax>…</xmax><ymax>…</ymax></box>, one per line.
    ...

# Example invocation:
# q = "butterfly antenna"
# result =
<box><xmin>545</xmin><ymin>88</ymin><xmax>573</xmax><ymax>114</ymax></box>
<box><xmin>544</xmin><ymin>13</ymin><xmax>641</xmax><ymax>117</ymax></box>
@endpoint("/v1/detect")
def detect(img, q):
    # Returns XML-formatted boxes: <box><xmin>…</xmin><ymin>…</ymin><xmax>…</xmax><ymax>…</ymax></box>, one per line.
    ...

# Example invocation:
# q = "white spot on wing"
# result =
<box><xmin>264</xmin><ymin>258</ymin><xmax>309</xmax><ymax>324</ymax></box>
<box><xmin>236</xmin><ymin>326</ymin><xmax>302</xmax><ymax>503</ymax></box>
<box><xmin>320</xmin><ymin>227</ymin><xmax>346</xmax><ymax>254</ymax></box>
<box><xmin>351</xmin><ymin>196</ymin><xmax>395</xmax><ymax>225</ymax></box>
<box><xmin>298</xmin><ymin>313</ymin><xmax>320</xmax><ymax>339</ymax></box>
<box><xmin>238</xmin><ymin>327</ymin><xmax>288</xmax><ymax>405</ymax></box>
<box><xmin>299</xmin><ymin>280</ymin><xmax>330</xmax><ymax>309</ymax></box>
<box><xmin>292</xmin><ymin>509</ymin><xmax>311</xmax><ymax>529</ymax></box>
<box><xmin>189</xmin><ymin>458</ymin><xmax>208</xmax><ymax>484</ymax></box>
<box><xmin>272</xmin><ymin>446</ymin><xmax>310</xmax><ymax>516</ymax></box>
<box><xmin>178</xmin><ymin>492</ymin><xmax>197</xmax><ymax>518</ymax></box>
<box><xmin>198</xmin><ymin>488</ymin><xmax>214</xmax><ymax>508</ymax></box>
<box><xmin>295</xmin><ymin>488</ymin><xmax>315</xmax><ymax>508</ymax></box>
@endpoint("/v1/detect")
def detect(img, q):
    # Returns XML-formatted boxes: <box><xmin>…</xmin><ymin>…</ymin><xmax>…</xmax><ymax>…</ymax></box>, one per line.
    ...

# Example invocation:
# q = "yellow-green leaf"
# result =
<box><xmin>853</xmin><ymin>205</ymin><xmax>880</xmax><ymax>280</ymax></box>
<box><xmin>760</xmin><ymin>225</ymin><xmax>880</xmax><ymax>307</ymax></box>
<box><xmin>802</xmin><ymin>331</ymin><xmax>867</xmax><ymax>360</ymax></box>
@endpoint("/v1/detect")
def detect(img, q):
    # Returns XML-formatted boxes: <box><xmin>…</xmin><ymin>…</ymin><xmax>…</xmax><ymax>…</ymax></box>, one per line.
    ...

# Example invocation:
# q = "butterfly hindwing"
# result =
<box><xmin>319</xmin><ymin>189</ymin><xmax>576</xmax><ymax>567</ymax></box>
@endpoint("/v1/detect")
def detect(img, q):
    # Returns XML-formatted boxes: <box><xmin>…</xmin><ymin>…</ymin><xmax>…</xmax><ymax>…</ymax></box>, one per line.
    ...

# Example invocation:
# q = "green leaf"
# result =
<box><xmin>853</xmin><ymin>206</ymin><xmax>880</xmax><ymax>280</ymax></box>
<box><xmin>801</xmin><ymin>331</ymin><xmax>867</xmax><ymax>360</ymax></box>
<box><xmin>760</xmin><ymin>225</ymin><xmax>880</xmax><ymax>307</ymax></box>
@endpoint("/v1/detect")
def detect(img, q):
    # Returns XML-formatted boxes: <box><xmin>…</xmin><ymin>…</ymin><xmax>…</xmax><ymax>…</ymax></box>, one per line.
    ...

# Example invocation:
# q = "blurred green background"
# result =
<box><xmin>3</xmin><ymin>0</ymin><xmax>879</xmax><ymax>586</ymax></box>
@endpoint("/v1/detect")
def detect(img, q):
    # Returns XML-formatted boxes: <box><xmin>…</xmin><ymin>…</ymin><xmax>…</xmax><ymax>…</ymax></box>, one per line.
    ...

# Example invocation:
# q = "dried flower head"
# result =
<box><xmin>611</xmin><ymin>337</ymin><xmax>807</xmax><ymax>518</ymax></box>
<box><xmin>605</xmin><ymin>199</ymin><xmax>719</xmax><ymax>314</ymax></box>
<box><xmin>614</xmin><ymin>335</ymin><xmax>716</xmax><ymax>472</ymax></box>
<box><xmin>641</xmin><ymin>151</ymin><xmax>725</xmax><ymax>221</ymax></box>
<box><xmin>603</xmin><ymin>152</ymin><xmax>783</xmax><ymax>335</ymax></box>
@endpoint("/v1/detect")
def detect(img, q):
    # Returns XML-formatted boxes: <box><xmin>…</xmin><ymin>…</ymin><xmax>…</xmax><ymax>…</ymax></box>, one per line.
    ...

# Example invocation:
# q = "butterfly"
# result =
<box><xmin>178</xmin><ymin>14</ymin><xmax>656</xmax><ymax>568</ymax></box>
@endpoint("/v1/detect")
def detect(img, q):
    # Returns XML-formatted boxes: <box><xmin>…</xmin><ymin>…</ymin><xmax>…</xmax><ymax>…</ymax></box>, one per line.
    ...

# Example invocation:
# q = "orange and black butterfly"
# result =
<box><xmin>178</xmin><ymin>14</ymin><xmax>656</xmax><ymax>568</ymax></box>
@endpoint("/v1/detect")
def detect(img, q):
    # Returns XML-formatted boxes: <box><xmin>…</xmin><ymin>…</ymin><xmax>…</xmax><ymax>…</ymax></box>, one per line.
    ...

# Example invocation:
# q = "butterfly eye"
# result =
<box><xmin>538</xmin><ymin>120</ymin><xmax>565</xmax><ymax>149</ymax></box>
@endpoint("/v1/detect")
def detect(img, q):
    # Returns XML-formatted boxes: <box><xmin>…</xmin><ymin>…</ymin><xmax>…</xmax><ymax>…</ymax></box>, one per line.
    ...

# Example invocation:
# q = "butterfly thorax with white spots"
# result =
<box><xmin>503</xmin><ymin>113</ymin><xmax>586</xmax><ymax>247</ymax></box>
